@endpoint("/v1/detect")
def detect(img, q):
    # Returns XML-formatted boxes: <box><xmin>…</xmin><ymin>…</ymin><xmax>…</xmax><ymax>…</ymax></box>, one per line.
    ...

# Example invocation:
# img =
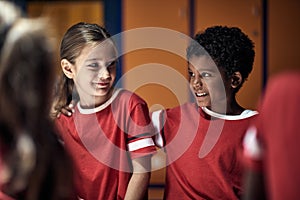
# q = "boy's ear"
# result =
<box><xmin>61</xmin><ymin>59</ymin><xmax>74</xmax><ymax>79</ymax></box>
<box><xmin>231</xmin><ymin>72</ymin><xmax>243</xmax><ymax>88</ymax></box>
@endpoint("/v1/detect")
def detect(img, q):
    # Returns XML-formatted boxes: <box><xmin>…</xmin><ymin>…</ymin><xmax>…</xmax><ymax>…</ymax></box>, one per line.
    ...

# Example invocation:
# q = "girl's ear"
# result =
<box><xmin>61</xmin><ymin>59</ymin><xmax>74</xmax><ymax>79</ymax></box>
<box><xmin>231</xmin><ymin>72</ymin><xmax>243</xmax><ymax>88</ymax></box>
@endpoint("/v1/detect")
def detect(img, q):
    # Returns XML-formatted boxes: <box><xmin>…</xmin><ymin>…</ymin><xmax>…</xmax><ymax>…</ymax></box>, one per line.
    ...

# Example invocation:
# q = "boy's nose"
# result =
<box><xmin>193</xmin><ymin>77</ymin><xmax>203</xmax><ymax>89</ymax></box>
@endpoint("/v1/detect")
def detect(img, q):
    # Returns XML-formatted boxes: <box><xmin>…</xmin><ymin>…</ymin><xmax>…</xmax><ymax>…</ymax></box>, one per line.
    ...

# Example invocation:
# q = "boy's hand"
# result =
<box><xmin>57</xmin><ymin>101</ymin><xmax>75</xmax><ymax>118</ymax></box>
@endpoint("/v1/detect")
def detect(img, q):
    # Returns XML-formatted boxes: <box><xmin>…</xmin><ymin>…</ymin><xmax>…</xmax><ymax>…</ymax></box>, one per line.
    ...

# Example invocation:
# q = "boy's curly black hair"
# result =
<box><xmin>187</xmin><ymin>26</ymin><xmax>255</xmax><ymax>82</ymax></box>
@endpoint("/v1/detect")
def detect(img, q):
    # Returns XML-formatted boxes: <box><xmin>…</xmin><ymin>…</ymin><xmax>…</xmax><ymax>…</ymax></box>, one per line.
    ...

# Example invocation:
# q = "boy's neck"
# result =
<box><xmin>227</xmin><ymin>97</ymin><xmax>244</xmax><ymax>115</ymax></box>
<box><xmin>207</xmin><ymin>98</ymin><xmax>244</xmax><ymax>115</ymax></box>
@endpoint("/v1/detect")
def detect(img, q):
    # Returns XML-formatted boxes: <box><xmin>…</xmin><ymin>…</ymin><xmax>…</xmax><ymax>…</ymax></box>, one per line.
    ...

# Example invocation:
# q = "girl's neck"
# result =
<box><xmin>78</xmin><ymin>89</ymin><xmax>114</xmax><ymax>109</ymax></box>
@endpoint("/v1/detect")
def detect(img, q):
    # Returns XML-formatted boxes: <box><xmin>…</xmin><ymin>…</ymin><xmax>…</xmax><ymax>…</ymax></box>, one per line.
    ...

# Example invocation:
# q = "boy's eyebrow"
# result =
<box><xmin>188</xmin><ymin>62</ymin><xmax>218</xmax><ymax>71</ymax></box>
<box><xmin>190</xmin><ymin>67</ymin><xmax>218</xmax><ymax>74</ymax></box>
<box><xmin>199</xmin><ymin>68</ymin><xmax>218</xmax><ymax>72</ymax></box>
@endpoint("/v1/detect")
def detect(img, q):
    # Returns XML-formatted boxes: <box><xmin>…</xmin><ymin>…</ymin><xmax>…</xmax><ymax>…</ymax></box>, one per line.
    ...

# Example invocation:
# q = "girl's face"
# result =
<box><xmin>71</xmin><ymin>40</ymin><xmax>117</xmax><ymax>107</ymax></box>
<box><xmin>188</xmin><ymin>55</ymin><xmax>231</xmax><ymax>113</ymax></box>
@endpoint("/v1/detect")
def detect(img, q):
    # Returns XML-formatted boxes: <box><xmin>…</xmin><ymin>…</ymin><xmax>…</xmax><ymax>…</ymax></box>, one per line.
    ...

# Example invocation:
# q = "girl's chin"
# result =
<box><xmin>94</xmin><ymin>92</ymin><xmax>111</xmax><ymax>99</ymax></box>
<box><xmin>95</xmin><ymin>89</ymin><xmax>114</xmax><ymax>98</ymax></box>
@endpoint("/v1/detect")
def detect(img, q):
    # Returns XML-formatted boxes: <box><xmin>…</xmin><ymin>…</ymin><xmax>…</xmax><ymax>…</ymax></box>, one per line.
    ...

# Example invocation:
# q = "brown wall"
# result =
<box><xmin>123</xmin><ymin>0</ymin><xmax>190</xmax><ymax>112</ymax></box>
<box><xmin>28</xmin><ymin>1</ymin><xmax>104</xmax><ymax>58</ymax></box>
<box><xmin>268</xmin><ymin>0</ymin><xmax>300</xmax><ymax>77</ymax></box>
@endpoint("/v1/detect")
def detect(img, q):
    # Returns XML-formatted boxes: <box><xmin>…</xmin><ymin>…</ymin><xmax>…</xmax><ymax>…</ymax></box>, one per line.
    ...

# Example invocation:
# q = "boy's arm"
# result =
<box><xmin>124</xmin><ymin>155</ymin><xmax>151</xmax><ymax>200</ymax></box>
<box><xmin>243</xmin><ymin>169</ymin><xmax>266</xmax><ymax>200</ymax></box>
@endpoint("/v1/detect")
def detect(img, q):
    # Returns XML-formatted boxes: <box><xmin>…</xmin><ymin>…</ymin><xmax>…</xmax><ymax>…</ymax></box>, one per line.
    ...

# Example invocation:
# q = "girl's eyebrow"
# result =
<box><xmin>85</xmin><ymin>58</ymin><xmax>117</xmax><ymax>63</ymax></box>
<box><xmin>86</xmin><ymin>58</ymin><xmax>118</xmax><ymax>62</ymax></box>
<box><xmin>85</xmin><ymin>58</ymin><xmax>98</xmax><ymax>62</ymax></box>
<box><xmin>106</xmin><ymin>58</ymin><xmax>118</xmax><ymax>63</ymax></box>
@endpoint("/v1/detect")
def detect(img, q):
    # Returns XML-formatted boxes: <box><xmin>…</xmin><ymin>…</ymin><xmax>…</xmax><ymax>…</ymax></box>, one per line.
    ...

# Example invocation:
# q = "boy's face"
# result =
<box><xmin>188</xmin><ymin>55</ymin><xmax>231</xmax><ymax>111</ymax></box>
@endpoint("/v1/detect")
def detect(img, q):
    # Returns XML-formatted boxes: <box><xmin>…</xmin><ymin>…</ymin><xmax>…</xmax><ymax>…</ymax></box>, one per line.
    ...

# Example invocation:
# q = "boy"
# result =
<box><xmin>152</xmin><ymin>26</ymin><xmax>258</xmax><ymax>199</ymax></box>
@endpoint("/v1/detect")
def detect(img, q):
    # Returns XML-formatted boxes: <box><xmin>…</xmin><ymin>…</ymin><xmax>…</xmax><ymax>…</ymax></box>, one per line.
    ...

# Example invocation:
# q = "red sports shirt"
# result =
<box><xmin>152</xmin><ymin>103</ymin><xmax>257</xmax><ymax>199</ymax></box>
<box><xmin>56</xmin><ymin>89</ymin><xmax>156</xmax><ymax>200</ymax></box>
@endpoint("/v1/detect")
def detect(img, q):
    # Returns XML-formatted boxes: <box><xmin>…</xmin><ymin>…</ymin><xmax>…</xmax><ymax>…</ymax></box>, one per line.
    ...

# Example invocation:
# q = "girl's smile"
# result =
<box><xmin>93</xmin><ymin>82</ymin><xmax>110</xmax><ymax>88</ymax></box>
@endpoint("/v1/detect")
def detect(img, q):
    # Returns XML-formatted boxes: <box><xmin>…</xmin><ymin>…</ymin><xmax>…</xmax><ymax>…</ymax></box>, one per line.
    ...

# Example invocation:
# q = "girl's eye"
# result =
<box><xmin>87</xmin><ymin>63</ymin><xmax>99</xmax><ymax>69</ymax></box>
<box><xmin>106</xmin><ymin>60</ymin><xmax>117</xmax><ymax>67</ymax></box>
<box><xmin>106</xmin><ymin>61</ymin><xmax>117</xmax><ymax>71</ymax></box>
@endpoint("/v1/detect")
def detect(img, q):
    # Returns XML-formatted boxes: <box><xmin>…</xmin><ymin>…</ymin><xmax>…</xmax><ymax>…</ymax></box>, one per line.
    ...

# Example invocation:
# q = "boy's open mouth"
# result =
<box><xmin>195</xmin><ymin>92</ymin><xmax>208</xmax><ymax>97</ymax></box>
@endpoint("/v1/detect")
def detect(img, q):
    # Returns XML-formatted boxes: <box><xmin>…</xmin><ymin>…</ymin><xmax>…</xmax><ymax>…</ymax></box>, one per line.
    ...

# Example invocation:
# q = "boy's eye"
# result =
<box><xmin>188</xmin><ymin>69</ymin><xmax>195</xmax><ymax>77</ymax></box>
<box><xmin>200</xmin><ymin>72</ymin><xmax>212</xmax><ymax>78</ymax></box>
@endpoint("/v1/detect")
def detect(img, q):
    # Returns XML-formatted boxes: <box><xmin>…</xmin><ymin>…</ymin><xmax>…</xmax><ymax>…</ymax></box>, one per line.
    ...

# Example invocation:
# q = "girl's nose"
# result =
<box><xmin>98</xmin><ymin>67</ymin><xmax>110</xmax><ymax>80</ymax></box>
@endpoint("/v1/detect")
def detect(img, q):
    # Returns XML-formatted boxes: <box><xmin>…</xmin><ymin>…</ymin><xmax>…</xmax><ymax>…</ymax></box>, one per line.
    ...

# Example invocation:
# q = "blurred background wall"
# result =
<box><xmin>11</xmin><ymin>0</ymin><xmax>300</xmax><ymax>199</ymax></box>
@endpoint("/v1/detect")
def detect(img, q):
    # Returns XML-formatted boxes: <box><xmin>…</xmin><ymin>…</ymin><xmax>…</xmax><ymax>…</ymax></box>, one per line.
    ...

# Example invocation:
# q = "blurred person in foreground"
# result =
<box><xmin>243</xmin><ymin>71</ymin><xmax>300</xmax><ymax>200</ymax></box>
<box><xmin>0</xmin><ymin>2</ymin><xmax>75</xmax><ymax>199</ymax></box>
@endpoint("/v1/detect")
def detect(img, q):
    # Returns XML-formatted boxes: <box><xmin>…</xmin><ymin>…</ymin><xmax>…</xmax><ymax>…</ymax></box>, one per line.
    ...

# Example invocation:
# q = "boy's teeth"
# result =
<box><xmin>196</xmin><ymin>92</ymin><xmax>207</xmax><ymax>97</ymax></box>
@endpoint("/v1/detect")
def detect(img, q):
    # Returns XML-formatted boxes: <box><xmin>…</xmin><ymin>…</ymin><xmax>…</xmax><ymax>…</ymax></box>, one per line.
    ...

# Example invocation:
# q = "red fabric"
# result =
<box><xmin>56</xmin><ymin>89</ymin><xmax>156</xmax><ymax>200</ymax></box>
<box><xmin>247</xmin><ymin>72</ymin><xmax>300</xmax><ymax>200</ymax></box>
<box><xmin>0</xmin><ymin>141</ymin><xmax>14</xmax><ymax>200</ymax></box>
<box><xmin>0</xmin><ymin>191</ymin><xmax>15</xmax><ymax>200</ymax></box>
<box><xmin>159</xmin><ymin>103</ymin><xmax>257</xmax><ymax>199</ymax></box>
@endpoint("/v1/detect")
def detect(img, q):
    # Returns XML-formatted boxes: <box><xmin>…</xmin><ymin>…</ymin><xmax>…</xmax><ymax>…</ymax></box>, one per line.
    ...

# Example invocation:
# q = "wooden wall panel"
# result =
<box><xmin>28</xmin><ymin>1</ymin><xmax>104</xmax><ymax>53</ymax></box>
<box><xmin>268</xmin><ymin>0</ymin><xmax>300</xmax><ymax>76</ymax></box>
<box><xmin>123</xmin><ymin>0</ymin><xmax>190</xmax><ymax>111</ymax></box>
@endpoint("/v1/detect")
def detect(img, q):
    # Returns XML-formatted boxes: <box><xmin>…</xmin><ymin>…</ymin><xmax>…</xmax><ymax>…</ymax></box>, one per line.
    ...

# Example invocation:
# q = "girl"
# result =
<box><xmin>54</xmin><ymin>22</ymin><xmax>156</xmax><ymax>200</ymax></box>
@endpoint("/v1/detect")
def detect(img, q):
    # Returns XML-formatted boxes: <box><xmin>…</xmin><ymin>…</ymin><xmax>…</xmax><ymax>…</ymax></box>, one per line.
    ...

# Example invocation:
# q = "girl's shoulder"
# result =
<box><xmin>117</xmin><ymin>88</ymin><xmax>147</xmax><ymax>105</ymax></box>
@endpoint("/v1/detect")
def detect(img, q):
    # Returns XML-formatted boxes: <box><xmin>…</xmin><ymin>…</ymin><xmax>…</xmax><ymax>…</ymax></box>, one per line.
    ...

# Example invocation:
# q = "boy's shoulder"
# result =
<box><xmin>167</xmin><ymin>102</ymin><xmax>198</xmax><ymax>112</ymax></box>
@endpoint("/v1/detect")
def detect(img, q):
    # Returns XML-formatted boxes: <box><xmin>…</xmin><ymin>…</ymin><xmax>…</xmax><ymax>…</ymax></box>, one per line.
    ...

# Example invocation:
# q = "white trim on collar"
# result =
<box><xmin>201</xmin><ymin>107</ymin><xmax>258</xmax><ymax>120</ymax></box>
<box><xmin>77</xmin><ymin>88</ymin><xmax>122</xmax><ymax>114</ymax></box>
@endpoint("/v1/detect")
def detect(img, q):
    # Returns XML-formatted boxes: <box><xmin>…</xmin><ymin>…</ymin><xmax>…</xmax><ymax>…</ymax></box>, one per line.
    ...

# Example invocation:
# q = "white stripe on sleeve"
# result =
<box><xmin>128</xmin><ymin>138</ymin><xmax>155</xmax><ymax>152</ymax></box>
<box><xmin>151</xmin><ymin>110</ymin><xmax>164</xmax><ymax>148</ymax></box>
